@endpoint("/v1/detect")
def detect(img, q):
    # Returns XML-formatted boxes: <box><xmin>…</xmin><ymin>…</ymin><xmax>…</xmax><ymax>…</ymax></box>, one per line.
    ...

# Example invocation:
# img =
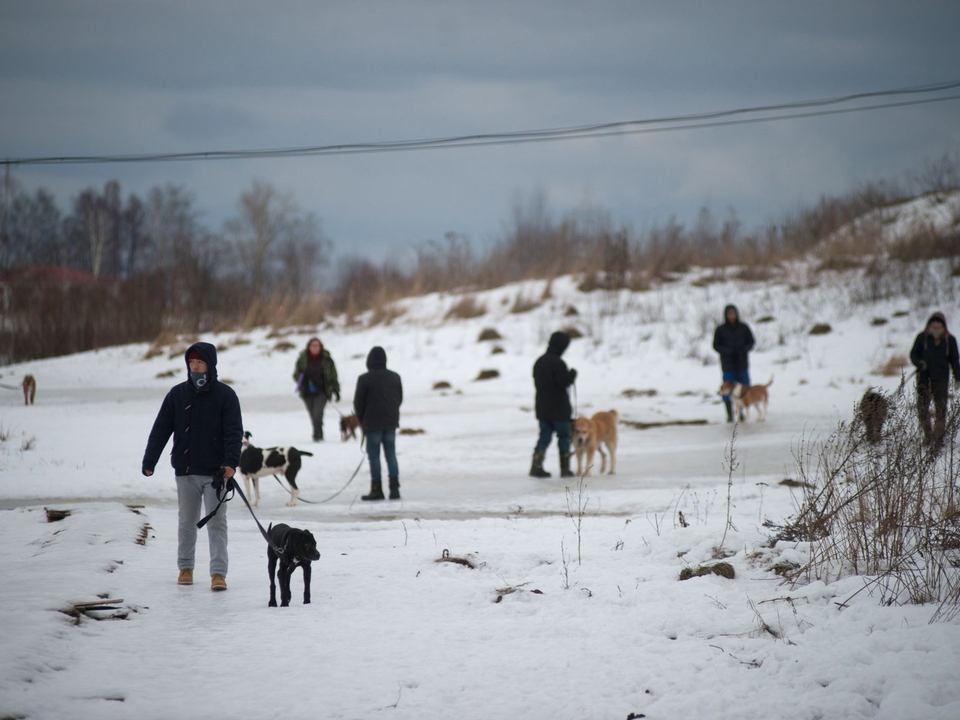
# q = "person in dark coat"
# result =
<box><xmin>142</xmin><ymin>342</ymin><xmax>243</xmax><ymax>592</ymax></box>
<box><xmin>531</xmin><ymin>331</ymin><xmax>578</xmax><ymax>478</ymax></box>
<box><xmin>910</xmin><ymin>312</ymin><xmax>960</xmax><ymax>445</ymax></box>
<box><xmin>293</xmin><ymin>337</ymin><xmax>340</xmax><ymax>441</ymax></box>
<box><xmin>713</xmin><ymin>304</ymin><xmax>755</xmax><ymax>423</ymax></box>
<box><xmin>354</xmin><ymin>346</ymin><xmax>403</xmax><ymax>501</ymax></box>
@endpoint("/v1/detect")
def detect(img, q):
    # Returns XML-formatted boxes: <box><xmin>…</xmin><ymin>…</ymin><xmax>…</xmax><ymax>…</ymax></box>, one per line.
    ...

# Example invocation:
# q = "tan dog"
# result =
<box><xmin>719</xmin><ymin>376</ymin><xmax>774</xmax><ymax>422</ymax></box>
<box><xmin>340</xmin><ymin>413</ymin><xmax>360</xmax><ymax>441</ymax></box>
<box><xmin>22</xmin><ymin>375</ymin><xmax>36</xmax><ymax>406</ymax></box>
<box><xmin>572</xmin><ymin>410</ymin><xmax>619</xmax><ymax>476</ymax></box>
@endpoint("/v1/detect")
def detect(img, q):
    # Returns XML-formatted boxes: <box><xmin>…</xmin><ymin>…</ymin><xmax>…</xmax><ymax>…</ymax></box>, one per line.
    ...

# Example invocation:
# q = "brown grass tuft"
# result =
<box><xmin>475</xmin><ymin>369</ymin><xmax>500</xmax><ymax>381</ymax></box>
<box><xmin>875</xmin><ymin>354</ymin><xmax>909</xmax><ymax>377</ymax></box>
<box><xmin>809</xmin><ymin>323</ymin><xmax>833</xmax><ymax>336</ymax></box>
<box><xmin>477</xmin><ymin>328</ymin><xmax>503</xmax><ymax>342</ymax></box>
<box><xmin>445</xmin><ymin>295</ymin><xmax>486</xmax><ymax>321</ymax></box>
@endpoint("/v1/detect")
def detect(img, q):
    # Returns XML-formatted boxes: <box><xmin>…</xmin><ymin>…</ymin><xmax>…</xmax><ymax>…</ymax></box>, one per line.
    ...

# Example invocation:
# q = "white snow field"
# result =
<box><xmin>2</xmin><ymin>258</ymin><xmax>960</xmax><ymax>719</ymax></box>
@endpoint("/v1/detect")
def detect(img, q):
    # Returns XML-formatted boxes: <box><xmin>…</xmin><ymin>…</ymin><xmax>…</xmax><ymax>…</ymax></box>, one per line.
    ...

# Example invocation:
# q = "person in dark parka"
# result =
<box><xmin>293</xmin><ymin>337</ymin><xmax>340</xmax><ymax>441</ymax></box>
<box><xmin>354</xmin><ymin>346</ymin><xmax>403</xmax><ymax>501</ymax></box>
<box><xmin>910</xmin><ymin>312</ymin><xmax>960</xmax><ymax>445</ymax></box>
<box><xmin>531</xmin><ymin>331</ymin><xmax>578</xmax><ymax>478</ymax></box>
<box><xmin>713</xmin><ymin>304</ymin><xmax>755</xmax><ymax>423</ymax></box>
<box><xmin>142</xmin><ymin>342</ymin><xmax>243</xmax><ymax>591</ymax></box>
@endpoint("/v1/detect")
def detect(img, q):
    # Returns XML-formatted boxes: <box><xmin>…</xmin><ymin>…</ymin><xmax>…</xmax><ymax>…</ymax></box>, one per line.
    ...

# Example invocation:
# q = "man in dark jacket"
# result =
<box><xmin>531</xmin><ymin>331</ymin><xmax>577</xmax><ymax>478</ymax></box>
<box><xmin>354</xmin><ymin>346</ymin><xmax>403</xmax><ymax>501</ymax></box>
<box><xmin>293</xmin><ymin>337</ymin><xmax>340</xmax><ymax>441</ymax></box>
<box><xmin>142</xmin><ymin>342</ymin><xmax>243</xmax><ymax>591</ymax></box>
<box><xmin>713</xmin><ymin>304</ymin><xmax>755</xmax><ymax>423</ymax></box>
<box><xmin>910</xmin><ymin>312</ymin><xmax>960</xmax><ymax>445</ymax></box>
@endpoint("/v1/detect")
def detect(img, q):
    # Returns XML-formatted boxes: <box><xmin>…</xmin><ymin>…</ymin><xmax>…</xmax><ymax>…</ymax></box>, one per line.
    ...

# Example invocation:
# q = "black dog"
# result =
<box><xmin>267</xmin><ymin>522</ymin><xmax>321</xmax><ymax>607</ymax></box>
<box><xmin>859</xmin><ymin>388</ymin><xmax>889</xmax><ymax>444</ymax></box>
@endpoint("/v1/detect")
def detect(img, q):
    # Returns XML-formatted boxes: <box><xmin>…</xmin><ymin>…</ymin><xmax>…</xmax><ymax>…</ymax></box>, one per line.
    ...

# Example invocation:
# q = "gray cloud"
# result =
<box><xmin>2</xmin><ymin>0</ymin><xmax>959</xmax><ymax>255</ymax></box>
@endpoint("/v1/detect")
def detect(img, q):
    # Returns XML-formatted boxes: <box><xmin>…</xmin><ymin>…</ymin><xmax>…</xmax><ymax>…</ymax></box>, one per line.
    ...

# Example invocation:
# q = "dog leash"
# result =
<box><xmin>270</xmin><ymin>435</ymin><xmax>367</xmax><ymax>504</ymax></box>
<box><xmin>197</xmin><ymin>470</ymin><xmax>285</xmax><ymax>556</ymax></box>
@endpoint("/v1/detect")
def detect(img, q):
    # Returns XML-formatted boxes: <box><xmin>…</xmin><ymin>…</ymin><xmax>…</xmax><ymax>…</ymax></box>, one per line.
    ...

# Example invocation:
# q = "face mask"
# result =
<box><xmin>930</xmin><ymin>326</ymin><xmax>945</xmax><ymax>339</ymax></box>
<box><xmin>190</xmin><ymin>371</ymin><xmax>209</xmax><ymax>389</ymax></box>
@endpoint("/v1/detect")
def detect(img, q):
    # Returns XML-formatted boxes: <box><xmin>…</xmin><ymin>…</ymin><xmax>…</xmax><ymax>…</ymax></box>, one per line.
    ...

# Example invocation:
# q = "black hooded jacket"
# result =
<box><xmin>142</xmin><ymin>342</ymin><xmax>243</xmax><ymax>476</ymax></box>
<box><xmin>911</xmin><ymin>312</ymin><xmax>960</xmax><ymax>387</ymax></box>
<box><xmin>713</xmin><ymin>305</ymin><xmax>755</xmax><ymax>373</ymax></box>
<box><xmin>354</xmin><ymin>347</ymin><xmax>403</xmax><ymax>432</ymax></box>
<box><xmin>533</xmin><ymin>332</ymin><xmax>577</xmax><ymax>421</ymax></box>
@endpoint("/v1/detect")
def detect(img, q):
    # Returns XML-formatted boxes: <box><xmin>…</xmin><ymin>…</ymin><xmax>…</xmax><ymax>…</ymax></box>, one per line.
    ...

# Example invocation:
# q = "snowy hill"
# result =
<box><xmin>1</xmin><ymin>256</ymin><xmax>958</xmax><ymax>718</ymax></box>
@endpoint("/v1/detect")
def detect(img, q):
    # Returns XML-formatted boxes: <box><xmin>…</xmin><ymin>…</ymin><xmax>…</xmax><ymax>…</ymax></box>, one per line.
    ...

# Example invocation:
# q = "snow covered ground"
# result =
<box><xmin>2</xmin><ymin>263</ymin><xmax>959</xmax><ymax>719</ymax></box>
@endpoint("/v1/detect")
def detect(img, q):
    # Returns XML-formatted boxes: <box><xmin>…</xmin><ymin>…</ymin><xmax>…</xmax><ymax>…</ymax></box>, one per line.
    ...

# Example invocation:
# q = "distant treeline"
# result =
<box><xmin>1</xmin><ymin>154</ymin><xmax>957</xmax><ymax>363</ymax></box>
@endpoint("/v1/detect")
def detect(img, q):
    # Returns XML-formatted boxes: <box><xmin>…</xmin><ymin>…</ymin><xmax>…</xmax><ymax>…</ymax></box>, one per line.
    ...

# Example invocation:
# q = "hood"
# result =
<box><xmin>184</xmin><ymin>341</ymin><xmax>218</xmax><ymax>384</ymax></box>
<box><xmin>367</xmin><ymin>346</ymin><xmax>387</xmax><ymax>370</ymax></box>
<box><xmin>926</xmin><ymin>312</ymin><xmax>948</xmax><ymax>333</ymax></box>
<box><xmin>547</xmin><ymin>331</ymin><xmax>571</xmax><ymax>356</ymax></box>
<box><xmin>724</xmin><ymin>304</ymin><xmax>740</xmax><ymax>324</ymax></box>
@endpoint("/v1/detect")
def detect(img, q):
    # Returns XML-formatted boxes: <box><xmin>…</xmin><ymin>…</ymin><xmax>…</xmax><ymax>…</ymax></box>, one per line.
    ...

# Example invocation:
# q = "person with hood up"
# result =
<box><xmin>354</xmin><ymin>346</ymin><xmax>403</xmax><ymax>501</ymax></box>
<box><xmin>713</xmin><ymin>304</ymin><xmax>756</xmax><ymax>423</ymax></box>
<box><xmin>142</xmin><ymin>342</ymin><xmax>243</xmax><ymax>592</ymax></box>
<box><xmin>910</xmin><ymin>312</ymin><xmax>960</xmax><ymax>445</ymax></box>
<box><xmin>293</xmin><ymin>337</ymin><xmax>340</xmax><ymax>441</ymax></box>
<box><xmin>531</xmin><ymin>331</ymin><xmax>578</xmax><ymax>478</ymax></box>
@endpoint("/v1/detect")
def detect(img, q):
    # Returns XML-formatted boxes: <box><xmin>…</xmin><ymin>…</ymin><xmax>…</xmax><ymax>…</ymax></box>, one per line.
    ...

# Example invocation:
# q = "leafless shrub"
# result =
<box><xmin>889</xmin><ymin>227</ymin><xmax>960</xmax><ymax>262</ymax></box>
<box><xmin>444</xmin><ymin>295</ymin><xmax>486</xmax><ymax>321</ymax></box>
<box><xmin>21</xmin><ymin>436</ymin><xmax>36</xmax><ymax>451</ymax></box>
<box><xmin>776</xmin><ymin>383</ymin><xmax>960</xmax><ymax>615</ymax></box>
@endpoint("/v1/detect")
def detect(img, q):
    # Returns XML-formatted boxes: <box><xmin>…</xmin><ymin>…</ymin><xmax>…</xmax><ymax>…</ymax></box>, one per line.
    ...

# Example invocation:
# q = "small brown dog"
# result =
<box><xmin>572</xmin><ymin>410</ymin><xmax>619</xmax><ymax>476</ymax></box>
<box><xmin>719</xmin><ymin>376</ymin><xmax>774</xmax><ymax>422</ymax></box>
<box><xmin>22</xmin><ymin>375</ymin><xmax>36</xmax><ymax>406</ymax></box>
<box><xmin>859</xmin><ymin>388</ymin><xmax>889</xmax><ymax>444</ymax></box>
<box><xmin>340</xmin><ymin>413</ymin><xmax>360</xmax><ymax>441</ymax></box>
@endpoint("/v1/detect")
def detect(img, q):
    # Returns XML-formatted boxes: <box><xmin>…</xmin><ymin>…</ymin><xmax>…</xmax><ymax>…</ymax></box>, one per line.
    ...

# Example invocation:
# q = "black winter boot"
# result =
<box><xmin>362</xmin><ymin>482</ymin><xmax>385</xmax><ymax>501</ymax></box>
<box><xmin>560</xmin><ymin>452</ymin><xmax>575</xmax><ymax>478</ymax></box>
<box><xmin>529</xmin><ymin>450</ymin><xmax>551</xmax><ymax>478</ymax></box>
<box><xmin>389</xmin><ymin>477</ymin><xmax>400</xmax><ymax>500</ymax></box>
<box><xmin>723</xmin><ymin>398</ymin><xmax>734</xmax><ymax>423</ymax></box>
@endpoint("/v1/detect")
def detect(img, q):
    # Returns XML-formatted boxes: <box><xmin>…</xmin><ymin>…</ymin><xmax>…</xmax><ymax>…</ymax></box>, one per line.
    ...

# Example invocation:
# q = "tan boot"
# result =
<box><xmin>211</xmin><ymin>574</ymin><xmax>227</xmax><ymax>592</ymax></box>
<box><xmin>177</xmin><ymin>569</ymin><xmax>194</xmax><ymax>585</ymax></box>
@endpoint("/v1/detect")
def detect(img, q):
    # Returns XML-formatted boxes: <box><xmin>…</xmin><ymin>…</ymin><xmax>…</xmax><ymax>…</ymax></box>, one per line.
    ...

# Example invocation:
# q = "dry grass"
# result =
<box><xmin>432</xmin><ymin>381</ymin><xmax>452</xmax><ymax>390</ymax></box>
<box><xmin>477</xmin><ymin>328</ymin><xmax>503</xmax><ymax>342</ymax></box>
<box><xmin>509</xmin><ymin>293</ymin><xmax>541</xmax><ymax>314</ymax></box>
<box><xmin>679</xmin><ymin>562</ymin><xmax>735</xmax><ymax>581</ymax></box>
<box><xmin>369</xmin><ymin>303</ymin><xmax>406</xmax><ymax>326</ymax></box>
<box><xmin>445</xmin><ymin>295</ymin><xmax>486</xmax><ymax>320</ymax></box>
<box><xmin>272</xmin><ymin>341</ymin><xmax>297</xmax><ymax>353</ymax></box>
<box><xmin>809</xmin><ymin>323</ymin><xmax>832</xmax><ymax>336</ymax></box>
<box><xmin>475</xmin><ymin>369</ymin><xmax>500</xmax><ymax>381</ymax></box>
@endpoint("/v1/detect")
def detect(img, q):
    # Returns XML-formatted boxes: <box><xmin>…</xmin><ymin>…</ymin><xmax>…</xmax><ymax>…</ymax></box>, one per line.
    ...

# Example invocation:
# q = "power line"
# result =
<box><xmin>5</xmin><ymin>79</ymin><xmax>960</xmax><ymax>166</ymax></box>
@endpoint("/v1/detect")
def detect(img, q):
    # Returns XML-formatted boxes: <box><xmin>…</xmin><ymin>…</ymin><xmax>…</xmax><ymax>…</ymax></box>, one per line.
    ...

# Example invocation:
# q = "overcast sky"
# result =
<box><xmin>2</xmin><ymin>1</ymin><xmax>959</xmax><ymax>263</ymax></box>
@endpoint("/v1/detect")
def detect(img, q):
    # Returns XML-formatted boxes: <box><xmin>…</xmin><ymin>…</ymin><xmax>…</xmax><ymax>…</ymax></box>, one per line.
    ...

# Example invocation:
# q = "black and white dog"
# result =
<box><xmin>267</xmin><ymin>522</ymin><xmax>321</xmax><ymax>607</ymax></box>
<box><xmin>240</xmin><ymin>431</ymin><xmax>314</xmax><ymax>507</ymax></box>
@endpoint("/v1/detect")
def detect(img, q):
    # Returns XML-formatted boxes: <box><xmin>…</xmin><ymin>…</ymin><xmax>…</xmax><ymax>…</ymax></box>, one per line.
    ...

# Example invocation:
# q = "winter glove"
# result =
<box><xmin>569</xmin><ymin>368</ymin><xmax>578</xmax><ymax>384</ymax></box>
<box><xmin>334</xmin><ymin>392</ymin><xmax>341</xmax><ymax>402</ymax></box>
<box><xmin>918</xmin><ymin>361</ymin><xmax>928</xmax><ymax>372</ymax></box>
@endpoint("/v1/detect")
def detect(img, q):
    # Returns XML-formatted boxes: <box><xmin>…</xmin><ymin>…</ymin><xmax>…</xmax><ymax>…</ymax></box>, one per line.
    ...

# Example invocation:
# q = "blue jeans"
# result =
<box><xmin>721</xmin><ymin>370</ymin><xmax>751</xmax><ymax>401</ymax></box>
<box><xmin>536</xmin><ymin>420</ymin><xmax>571</xmax><ymax>454</ymax></box>
<box><xmin>366</xmin><ymin>429</ymin><xmax>399</xmax><ymax>485</ymax></box>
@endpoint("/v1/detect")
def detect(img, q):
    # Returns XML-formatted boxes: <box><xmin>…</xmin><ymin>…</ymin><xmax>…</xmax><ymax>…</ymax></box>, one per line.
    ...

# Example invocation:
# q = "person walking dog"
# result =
<box><xmin>531</xmin><ymin>331</ymin><xmax>577</xmax><ymax>479</ymax></box>
<box><xmin>142</xmin><ymin>342</ymin><xmax>243</xmax><ymax>592</ymax></box>
<box><xmin>354</xmin><ymin>346</ymin><xmax>403</xmax><ymax>501</ymax></box>
<box><xmin>293</xmin><ymin>337</ymin><xmax>340</xmax><ymax>441</ymax></box>
<box><xmin>910</xmin><ymin>312</ymin><xmax>960</xmax><ymax>446</ymax></box>
<box><xmin>713</xmin><ymin>304</ymin><xmax>755</xmax><ymax>423</ymax></box>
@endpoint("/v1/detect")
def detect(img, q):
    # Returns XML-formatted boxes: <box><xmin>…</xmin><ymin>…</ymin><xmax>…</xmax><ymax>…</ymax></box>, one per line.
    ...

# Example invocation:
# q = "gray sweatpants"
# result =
<box><xmin>176</xmin><ymin>475</ymin><xmax>228</xmax><ymax>576</ymax></box>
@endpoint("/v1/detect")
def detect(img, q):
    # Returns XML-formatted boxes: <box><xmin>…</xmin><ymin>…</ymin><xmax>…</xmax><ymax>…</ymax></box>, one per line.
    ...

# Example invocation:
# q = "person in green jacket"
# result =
<box><xmin>293</xmin><ymin>337</ymin><xmax>340</xmax><ymax>441</ymax></box>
